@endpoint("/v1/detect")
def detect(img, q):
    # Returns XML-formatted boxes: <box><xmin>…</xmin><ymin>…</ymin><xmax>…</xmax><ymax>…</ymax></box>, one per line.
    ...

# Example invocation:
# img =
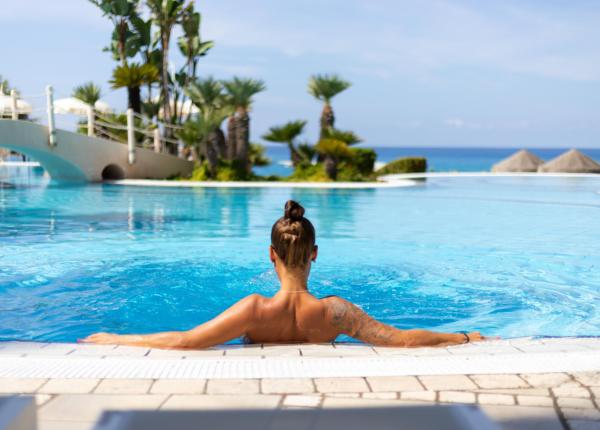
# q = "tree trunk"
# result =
<box><xmin>236</xmin><ymin>108</ymin><xmax>250</xmax><ymax>171</ymax></box>
<box><xmin>215</xmin><ymin>127</ymin><xmax>226</xmax><ymax>159</ymax></box>
<box><xmin>289</xmin><ymin>143</ymin><xmax>302</xmax><ymax>167</ymax></box>
<box><xmin>226</xmin><ymin>116</ymin><xmax>237</xmax><ymax>161</ymax></box>
<box><xmin>320</xmin><ymin>103</ymin><xmax>335</xmax><ymax>138</ymax></box>
<box><xmin>128</xmin><ymin>86</ymin><xmax>141</xmax><ymax>114</ymax></box>
<box><xmin>160</xmin><ymin>30</ymin><xmax>175</xmax><ymax>154</ymax></box>
<box><xmin>324</xmin><ymin>155</ymin><xmax>337</xmax><ymax>180</ymax></box>
<box><xmin>205</xmin><ymin>131</ymin><xmax>219</xmax><ymax>178</ymax></box>
<box><xmin>317</xmin><ymin>103</ymin><xmax>335</xmax><ymax>162</ymax></box>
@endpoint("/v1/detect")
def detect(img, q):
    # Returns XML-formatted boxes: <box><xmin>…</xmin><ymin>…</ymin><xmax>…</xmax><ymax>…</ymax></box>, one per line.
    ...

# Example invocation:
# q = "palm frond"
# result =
<box><xmin>222</xmin><ymin>77</ymin><xmax>266</xmax><ymax>109</ymax></box>
<box><xmin>262</xmin><ymin>120</ymin><xmax>307</xmax><ymax>144</ymax></box>
<box><xmin>110</xmin><ymin>63</ymin><xmax>160</xmax><ymax>89</ymax></box>
<box><xmin>322</xmin><ymin>128</ymin><xmax>362</xmax><ymax>145</ymax></box>
<box><xmin>73</xmin><ymin>82</ymin><xmax>102</xmax><ymax>105</ymax></box>
<box><xmin>308</xmin><ymin>74</ymin><xmax>351</xmax><ymax>103</ymax></box>
<box><xmin>315</xmin><ymin>138</ymin><xmax>352</xmax><ymax>159</ymax></box>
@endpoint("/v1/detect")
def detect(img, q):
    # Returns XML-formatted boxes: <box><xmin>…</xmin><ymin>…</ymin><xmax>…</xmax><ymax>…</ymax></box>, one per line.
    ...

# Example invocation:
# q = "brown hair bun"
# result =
<box><xmin>284</xmin><ymin>200</ymin><xmax>305</xmax><ymax>221</ymax></box>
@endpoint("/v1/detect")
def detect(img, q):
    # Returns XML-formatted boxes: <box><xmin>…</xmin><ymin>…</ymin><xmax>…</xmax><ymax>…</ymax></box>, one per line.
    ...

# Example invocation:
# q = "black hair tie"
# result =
<box><xmin>460</xmin><ymin>331</ymin><xmax>470</xmax><ymax>344</ymax></box>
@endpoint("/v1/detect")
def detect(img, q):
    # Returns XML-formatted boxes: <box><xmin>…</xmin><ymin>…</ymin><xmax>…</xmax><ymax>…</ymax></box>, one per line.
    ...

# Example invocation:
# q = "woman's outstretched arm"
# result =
<box><xmin>324</xmin><ymin>296</ymin><xmax>484</xmax><ymax>347</ymax></box>
<box><xmin>81</xmin><ymin>294</ymin><xmax>262</xmax><ymax>349</ymax></box>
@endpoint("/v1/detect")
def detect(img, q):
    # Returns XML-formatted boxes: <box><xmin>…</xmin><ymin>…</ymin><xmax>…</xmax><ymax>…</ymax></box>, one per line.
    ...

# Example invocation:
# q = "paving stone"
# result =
<box><xmin>475</xmin><ymin>388</ymin><xmax>549</xmax><ymax>396</ymax></box>
<box><xmin>438</xmin><ymin>391</ymin><xmax>476</xmax><ymax>404</ymax></box>
<box><xmin>401</xmin><ymin>347</ymin><xmax>452</xmax><ymax>356</ymax></box>
<box><xmin>477</xmin><ymin>393</ymin><xmax>515</xmax><ymax>405</ymax></box>
<box><xmin>567</xmin><ymin>420</ymin><xmax>600</xmax><ymax>430</ymax></box>
<box><xmin>150</xmin><ymin>379</ymin><xmax>206</xmax><ymax>394</ymax></box>
<box><xmin>0</xmin><ymin>342</ymin><xmax>48</xmax><ymax>352</ymax></box>
<box><xmin>38</xmin><ymin>421</ymin><xmax>95</xmax><ymax>430</ymax></box>
<box><xmin>322</xmin><ymin>397</ymin><xmax>406</xmax><ymax>408</ymax></box>
<box><xmin>330</xmin><ymin>345</ymin><xmax>377</xmax><ymax>356</ymax></box>
<box><xmin>521</xmin><ymin>373</ymin><xmax>571</xmax><ymax>388</ymax></box>
<box><xmin>480</xmin><ymin>405</ymin><xmax>562</xmax><ymax>430</ymax></box>
<box><xmin>0</xmin><ymin>378</ymin><xmax>47</xmax><ymax>393</ymax></box>
<box><xmin>366</xmin><ymin>376</ymin><xmax>422</xmax><ymax>392</ymax></box>
<box><xmin>572</xmin><ymin>372</ymin><xmax>600</xmax><ymax>387</ymax></box>
<box><xmin>283</xmin><ymin>394</ymin><xmax>321</xmax><ymax>408</ymax></box>
<box><xmin>362</xmin><ymin>392</ymin><xmax>397</xmax><ymax>400</ymax></box>
<box><xmin>314</xmin><ymin>377</ymin><xmax>369</xmax><ymax>393</ymax></box>
<box><xmin>259</xmin><ymin>346</ymin><xmax>301</xmax><ymax>357</ymax></box>
<box><xmin>223</xmin><ymin>345</ymin><xmax>264</xmax><ymax>356</ymax></box>
<box><xmin>94</xmin><ymin>379</ymin><xmax>153</xmax><ymax>394</ymax></box>
<box><xmin>182</xmin><ymin>349</ymin><xmax>225</xmax><ymax>358</ymax></box>
<box><xmin>22</xmin><ymin>343</ymin><xmax>76</xmax><ymax>356</ymax></box>
<box><xmin>552</xmin><ymin>382</ymin><xmax>590</xmax><ymax>398</ymax></box>
<box><xmin>300</xmin><ymin>346</ymin><xmax>343</xmax><ymax>357</ymax></box>
<box><xmin>325</xmin><ymin>393</ymin><xmax>361</xmax><ymax>398</ymax></box>
<box><xmin>400</xmin><ymin>391</ymin><xmax>437</xmax><ymax>402</ymax></box>
<box><xmin>561</xmin><ymin>408</ymin><xmax>600</xmax><ymax>421</ymax></box>
<box><xmin>68</xmin><ymin>345</ymin><xmax>117</xmax><ymax>357</ymax></box>
<box><xmin>38</xmin><ymin>379</ymin><xmax>100</xmax><ymax>394</ymax></box>
<box><xmin>206</xmin><ymin>378</ymin><xmax>259</xmax><ymax>394</ymax></box>
<box><xmin>161</xmin><ymin>394</ymin><xmax>281</xmax><ymax>409</ymax></box>
<box><xmin>106</xmin><ymin>346</ymin><xmax>150</xmax><ymax>357</ymax></box>
<box><xmin>517</xmin><ymin>395</ymin><xmax>554</xmax><ymax>407</ymax></box>
<box><xmin>419</xmin><ymin>375</ymin><xmax>477</xmax><ymax>391</ymax></box>
<box><xmin>145</xmin><ymin>349</ymin><xmax>186</xmax><ymax>359</ymax></box>
<box><xmin>590</xmin><ymin>387</ymin><xmax>600</xmax><ymax>398</ymax></box>
<box><xmin>557</xmin><ymin>397</ymin><xmax>596</xmax><ymax>409</ymax></box>
<box><xmin>39</xmin><ymin>394</ymin><xmax>166</xmax><ymax>421</ymax></box>
<box><xmin>471</xmin><ymin>374</ymin><xmax>528</xmax><ymax>389</ymax></box>
<box><xmin>261</xmin><ymin>378</ymin><xmax>313</xmax><ymax>394</ymax></box>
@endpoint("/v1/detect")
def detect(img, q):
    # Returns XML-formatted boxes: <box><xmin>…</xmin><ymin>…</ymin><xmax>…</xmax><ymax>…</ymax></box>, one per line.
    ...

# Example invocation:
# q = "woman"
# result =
<box><xmin>83</xmin><ymin>200</ymin><xmax>484</xmax><ymax>348</ymax></box>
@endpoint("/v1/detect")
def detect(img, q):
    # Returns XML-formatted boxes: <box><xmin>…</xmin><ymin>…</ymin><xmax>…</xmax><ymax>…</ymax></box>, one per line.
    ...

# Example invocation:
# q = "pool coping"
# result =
<box><xmin>103</xmin><ymin>172</ymin><xmax>600</xmax><ymax>189</ymax></box>
<box><xmin>1</xmin><ymin>338</ymin><xmax>599</xmax><ymax>379</ymax></box>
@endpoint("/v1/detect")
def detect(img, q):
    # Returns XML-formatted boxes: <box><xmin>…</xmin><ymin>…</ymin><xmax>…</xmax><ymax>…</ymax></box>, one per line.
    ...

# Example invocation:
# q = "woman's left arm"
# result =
<box><xmin>81</xmin><ymin>294</ymin><xmax>262</xmax><ymax>349</ymax></box>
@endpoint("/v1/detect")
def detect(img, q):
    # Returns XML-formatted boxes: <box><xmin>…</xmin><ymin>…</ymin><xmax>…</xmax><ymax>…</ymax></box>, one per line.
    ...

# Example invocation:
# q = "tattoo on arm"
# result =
<box><xmin>330</xmin><ymin>298</ymin><xmax>396</xmax><ymax>345</ymax></box>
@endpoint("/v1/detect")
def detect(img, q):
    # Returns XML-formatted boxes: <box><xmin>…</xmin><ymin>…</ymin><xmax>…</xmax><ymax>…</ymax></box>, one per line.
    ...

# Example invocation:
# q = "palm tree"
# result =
<box><xmin>308</xmin><ymin>74</ymin><xmax>351</xmax><ymax>138</ymax></box>
<box><xmin>222</xmin><ymin>77</ymin><xmax>266</xmax><ymax>170</ymax></box>
<box><xmin>146</xmin><ymin>0</ymin><xmax>187</xmax><ymax>126</ymax></box>
<box><xmin>262</xmin><ymin>120</ymin><xmax>307</xmax><ymax>167</ymax></box>
<box><xmin>110</xmin><ymin>63</ymin><xmax>159</xmax><ymax>113</ymax></box>
<box><xmin>185</xmin><ymin>77</ymin><xmax>230</xmax><ymax>158</ymax></box>
<box><xmin>316</xmin><ymin>128</ymin><xmax>362</xmax><ymax>180</ymax></box>
<box><xmin>73</xmin><ymin>82</ymin><xmax>102</xmax><ymax>106</ymax></box>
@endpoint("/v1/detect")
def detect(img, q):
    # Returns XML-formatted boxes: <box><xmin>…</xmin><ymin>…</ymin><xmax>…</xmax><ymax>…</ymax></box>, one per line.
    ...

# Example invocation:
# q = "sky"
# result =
<box><xmin>2</xmin><ymin>0</ymin><xmax>600</xmax><ymax>148</ymax></box>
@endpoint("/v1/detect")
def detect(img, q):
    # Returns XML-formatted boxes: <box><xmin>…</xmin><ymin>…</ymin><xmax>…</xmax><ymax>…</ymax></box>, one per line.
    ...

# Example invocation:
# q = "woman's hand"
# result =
<box><xmin>80</xmin><ymin>332</ymin><xmax>122</xmax><ymax>345</ymax></box>
<box><xmin>466</xmin><ymin>331</ymin><xmax>486</xmax><ymax>342</ymax></box>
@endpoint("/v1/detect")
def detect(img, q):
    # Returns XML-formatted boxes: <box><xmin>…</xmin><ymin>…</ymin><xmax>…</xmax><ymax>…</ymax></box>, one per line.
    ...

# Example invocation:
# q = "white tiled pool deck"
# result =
<box><xmin>1</xmin><ymin>338</ymin><xmax>599</xmax><ymax>430</ymax></box>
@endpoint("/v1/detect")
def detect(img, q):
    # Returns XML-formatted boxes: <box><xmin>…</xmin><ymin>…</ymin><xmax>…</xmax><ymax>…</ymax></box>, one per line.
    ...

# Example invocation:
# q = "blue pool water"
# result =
<box><xmin>0</xmin><ymin>166</ymin><xmax>599</xmax><ymax>342</ymax></box>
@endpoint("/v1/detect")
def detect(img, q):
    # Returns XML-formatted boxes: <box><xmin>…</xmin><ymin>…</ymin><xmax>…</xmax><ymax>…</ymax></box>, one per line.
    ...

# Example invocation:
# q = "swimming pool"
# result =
<box><xmin>1</xmin><ymin>168</ymin><xmax>599</xmax><ymax>342</ymax></box>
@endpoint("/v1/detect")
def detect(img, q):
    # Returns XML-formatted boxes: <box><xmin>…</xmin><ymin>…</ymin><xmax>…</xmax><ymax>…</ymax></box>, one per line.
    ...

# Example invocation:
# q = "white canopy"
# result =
<box><xmin>54</xmin><ymin>97</ymin><xmax>112</xmax><ymax>115</ymax></box>
<box><xmin>0</xmin><ymin>94</ymin><xmax>33</xmax><ymax>115</ymax></box>
<box><xmin>154</xmin><ymin>97</ymin><xmax>199</xmax><ymax>118</ymax></box>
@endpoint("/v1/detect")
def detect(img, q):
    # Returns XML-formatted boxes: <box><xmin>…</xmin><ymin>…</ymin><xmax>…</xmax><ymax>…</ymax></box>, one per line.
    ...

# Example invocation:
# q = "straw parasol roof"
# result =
<box><xmin>54</xmin><ymin>97</ymin><xmax>112</xmax><ymax>115</ymax></box>
<box><xmin>538</xmin><ymin>149</ymin><xmax>600</xmax><ymax>173</ymax></box>
<box><xmin>491</xmin><ymin>149</ymin><xmax>544</xmax><ymax>172</ymax></box>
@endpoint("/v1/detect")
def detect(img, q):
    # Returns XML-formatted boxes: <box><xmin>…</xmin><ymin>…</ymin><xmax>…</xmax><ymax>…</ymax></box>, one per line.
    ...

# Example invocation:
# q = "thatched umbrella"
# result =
<box><xmin>491</xmin><ymin>149</ymin><xmax>544</xmax><ymax>172</ymax></box>
<box><xmin>538</xmin><ymin>149</ymin><xmax>600</xmax><ymax>173</ymax></box>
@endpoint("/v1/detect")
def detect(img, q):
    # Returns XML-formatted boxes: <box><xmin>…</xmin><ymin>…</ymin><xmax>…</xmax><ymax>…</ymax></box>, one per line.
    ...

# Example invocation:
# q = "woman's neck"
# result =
<box><xmin>278</xmin><ymin>271</ymin><xmax>309</xmax><ymax>293</ymax></box>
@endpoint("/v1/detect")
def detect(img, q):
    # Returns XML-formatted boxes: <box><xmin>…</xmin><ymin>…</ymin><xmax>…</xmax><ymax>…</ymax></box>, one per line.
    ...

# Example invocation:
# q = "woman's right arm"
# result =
<box><xmin>324</xmin><ymin>296</ymin><xmax>483</xmax><ymax>347</ymax></box>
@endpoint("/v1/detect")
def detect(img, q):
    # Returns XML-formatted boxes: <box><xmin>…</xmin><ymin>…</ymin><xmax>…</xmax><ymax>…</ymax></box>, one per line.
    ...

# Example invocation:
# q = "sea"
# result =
<box><xmin>255</xmin><ymin>146</ymin><xmax>600</xmax><ymax>176</ymax></box>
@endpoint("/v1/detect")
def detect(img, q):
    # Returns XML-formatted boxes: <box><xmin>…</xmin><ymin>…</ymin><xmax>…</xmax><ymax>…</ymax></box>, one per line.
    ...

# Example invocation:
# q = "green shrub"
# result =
<box><xmin>287</xmin><ymin>162</ymin><xmax>330</xmax><ymax>182</ymax></box>
<box><xmin>348</xmin><ymin>148</ymin><xmax>376</xmax><ymax>176</ymax></box>
<box><xmin>375</xmin><ymin>157</ymin><xmax>427</xmax><ymax>175</ymax></box>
